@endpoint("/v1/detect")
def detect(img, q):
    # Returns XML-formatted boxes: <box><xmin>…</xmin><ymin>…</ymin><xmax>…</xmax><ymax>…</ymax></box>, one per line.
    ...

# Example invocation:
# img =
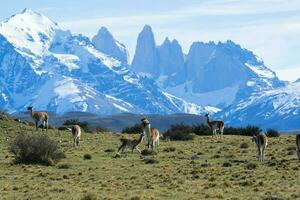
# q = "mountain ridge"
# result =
<box><xmin>0</xmin><ymin>9</ymin><xmax>299</xmax><ymax>130</ymax></box>
<box><xmin>0</xmin><ymin>9</ymin><xmax>208</xmax><ymax>115</ymax></box>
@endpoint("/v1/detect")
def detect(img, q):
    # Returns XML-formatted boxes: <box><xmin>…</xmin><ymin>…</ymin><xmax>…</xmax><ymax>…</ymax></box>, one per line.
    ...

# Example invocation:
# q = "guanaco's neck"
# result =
<box><xmin>206</xmin><ymin>116</ymin><xmax>211</xmax><ymax>125</ymax></box>
<box><xmin>143</xmin><ymin>124</ymin><xmax>151</xmax><ymax>132</ymax></box>
<box><xmin>30</xmin><ymin>109</ymin><xmax>35</xmax><ymax>118</ymax></box>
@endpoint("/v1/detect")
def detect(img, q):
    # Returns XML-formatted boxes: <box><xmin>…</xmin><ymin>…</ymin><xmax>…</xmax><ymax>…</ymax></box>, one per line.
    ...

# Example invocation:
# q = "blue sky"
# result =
<box><xmin>1</xmin><ymin>0</ymin><xmax>300</xmax><ymax>81</ymax></box>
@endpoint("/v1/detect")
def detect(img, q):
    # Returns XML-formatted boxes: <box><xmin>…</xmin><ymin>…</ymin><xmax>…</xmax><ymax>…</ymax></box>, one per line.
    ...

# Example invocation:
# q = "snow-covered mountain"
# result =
<box><xmin>131</xmin><ymin>26</ymin><xmax>285</xmax><ymax>108</ymax></box>
<box><xmin>92</xmin><ymin>27</ymin><xmax>129</xmax><ymax>65</ymax></box>
<box><xmin>1</xmin><ymin>9</ymin><xmax>299</xmax><ymax>130</ymax></box>
<box><xmin>220</xmin><ymin>81</ymin><xmax>300</xmax><ymax>130</ymax></box>
<box><xmin>0</xmin><ymin>9</ymin><xmax>205</xmax><ymax>115</ymax></box>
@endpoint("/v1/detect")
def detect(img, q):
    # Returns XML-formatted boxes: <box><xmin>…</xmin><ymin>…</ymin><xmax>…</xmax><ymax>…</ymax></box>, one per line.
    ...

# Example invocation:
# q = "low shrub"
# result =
<box><xmin>104</xmin><ymin>148</ymin><xmax>115</xmax><ymax>153</ymax></box>
<box><xmin>245</xmin><ymin>163</ymin><xmax>257</xmax><ymax>170</ymax></box>
<box><xmin>222</xmin><ymin>162</ymin><xmax>232</xmax><ymax>167</ymax></box>
<box><xmin>95</xmin><ymin>125</ymin><xmax>109</xmax><ymax>133</ymax></box>
<box><xmin>83</xmin><ymin>154</ymin><xmax>92</xmax><ymax>160</ymax></box>
<box><xmin>57</xmin><ymin>163</ymin><xmax>71</xmax><ymax>169</ymax></box>
<box><xmin>163</xmin><ymin>124</ymin><xmax>194</xmax><ymax>141</ymax></box>
<box><xmin>121</xmin><ymin>123</ymin><xmax>143</xmax><ymax>134</ymax></box>
<box><xmin>266</xmin><ymin>128</ymin><xmax>280</xmax><ymax>137</ymax></box>
<box><xmin>141</xmin><ymin>149</ymin><xmax>157</xmax><ymax>156</ymax></box>
<box><xmin>81</xmin><ymin>192</ymin><xmax>98</xmax><ymax>200</ymax></box>
<box><xmin>163</xmin><ymin>147</ymin><xmax>176</xmax><ymax>152</ymax></box>
<box><xmin>263</xmin><ymin>196</ymin><xmax>284</xmax><ymax>200</ymax></box>
<box><xmin>240</xmin><ymin>142</ymin><xmax>249</xmax><ymax>149</ymax></box>
<box><xmin>0</xmin><ymin>109</ymin><xmax>11</xmax><ymax>120</ymax></box>
<box><xmin>58</xmin><ymin>126</ymin><xmax>70</xmax><ymax>131</ymax></box>
<box><xmin>192</xmin><ymin>124</ymin><xmax>211</xmax><ymax>136</ymax></box>
<box><xmin>143</xmin><ymin>158</ymin><xmax>159</xmax><ymax>164</ymax></box>
<box><xmin>165</xmin><ymin>123</ymin><xmax>262</xmax><ymax>137</ymax></box>
<box><xmin>10</xmin><ymin>133</ymin><xmax>65</xmax><ymax>166</ymax></box>
<box><xmin>224</xmin><ymin>125</ymin><xmax>261</xmax><ymax>136</ymax></box>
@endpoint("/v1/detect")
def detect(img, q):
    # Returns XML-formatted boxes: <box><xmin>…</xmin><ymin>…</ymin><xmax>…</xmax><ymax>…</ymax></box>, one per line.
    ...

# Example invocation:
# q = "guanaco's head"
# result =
<box><xmin>252</xmin><ymin>134</ymin><xmax>257</xmax><ymax>143</ymax></box>
<box><xmin>141</xmin><ymin>117</ymin><xmax>150</xmax><ymax>128</ymax></box>
<box><xmin>27</xmin><ymin>106</ymin><xmax>33</xmax><ymax>111</ymax></box>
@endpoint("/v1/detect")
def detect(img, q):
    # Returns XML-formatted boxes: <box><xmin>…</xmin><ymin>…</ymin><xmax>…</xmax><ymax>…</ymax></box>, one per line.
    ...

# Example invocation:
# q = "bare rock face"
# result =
<box><xmin>131</xmin><ymin>25</ymin><xmax>159</xmax><ymax>78</ymax></box>
<box><xmin>92</xmin><ymin>27</ymin><xmax>129</xmax><ymax>65</ymax></box>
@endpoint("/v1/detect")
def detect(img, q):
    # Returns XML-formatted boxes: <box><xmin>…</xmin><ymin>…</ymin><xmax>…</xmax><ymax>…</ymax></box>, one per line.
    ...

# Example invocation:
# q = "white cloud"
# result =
<box><xmin>173</xmin><ymin>0</ymin><xmax>300</xmax><ymax>16</ymax></box>
<box><xmin>275</xmin><ymin>67</ymin><xmax>300</xmax><ymax>82</ymax></box>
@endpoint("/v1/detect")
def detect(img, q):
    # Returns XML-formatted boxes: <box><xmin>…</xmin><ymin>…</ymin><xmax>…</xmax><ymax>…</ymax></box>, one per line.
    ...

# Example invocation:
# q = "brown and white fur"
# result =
<box><xmin>205</xmin><ymin>113</ymin><xmax>224</xmax><ymax>138</ymax></box>
<box><xmin>141</xmin><ymin>118</ymin><xmax>160</xmax><ymax>151</ymax></box>
<box><xmin>252</xmin><ymin>132</ymin><xmax>268</xmax><ymax>161</ymax></box>
<box><xmin>71</xmin><ymin>125</ymin><xmax>81</xmax><ymax>147</ymax></box>
<box><xmin>296</xmin><ymin>134</ymin><xmax>300</xmax><ymax>161</ymax></box>
<box><xmin>27</xmin><ymin>106</ymin><xmax>49</xmax><ymax>131</ymax></box>
<box><xmin>118</xmin><ymin>132</ymin><xmax>145</xmax><ymax>154</ymax></box>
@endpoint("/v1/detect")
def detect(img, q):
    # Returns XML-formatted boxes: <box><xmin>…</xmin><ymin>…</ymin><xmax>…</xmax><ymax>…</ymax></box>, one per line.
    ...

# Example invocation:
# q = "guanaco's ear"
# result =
<box><xmin>141</xmin><ymin>117</ymin><xmax>146</xmax><ymax>122</ymax></box>
<box><xmin>141</xmin><ymin>117</ymin><xmax>149</xmax><ymax>123</ymax></box>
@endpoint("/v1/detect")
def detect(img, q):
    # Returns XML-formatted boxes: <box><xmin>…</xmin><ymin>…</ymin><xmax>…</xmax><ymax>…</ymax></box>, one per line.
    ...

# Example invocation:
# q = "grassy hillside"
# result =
<box><xmin>0</xmin><ymin>117</ymin><xmax>299</xmax><ymax>200</ymax></box>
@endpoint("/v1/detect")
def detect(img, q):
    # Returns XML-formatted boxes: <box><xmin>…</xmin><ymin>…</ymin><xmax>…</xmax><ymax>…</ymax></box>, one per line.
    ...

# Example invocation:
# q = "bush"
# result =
<box><xmin>10</xmin><ymin>133</ymin><xmax>65</xmax><ymax>165</ymax></box>
<box><xmin>95</xmin><ymin>125</ymin><xmax>109</xmax><ymax>133</ymax></box>
<box><xmin>240</xmin><ymin>142</ymin><xmax>249</xmax><ymax>149</ymax></box>
<box><xmin>266</xmin><ymin>128</ymin><xmax>280</xmax><ymax>137</ymax></box>
<box><xmin>104</xmin><ymin>148</ymin><xmax>115</xmax><ymax>153</ymax></box>
<box><xmin>83</xmin><ymin>154</ymin><xmax>92</xmax><ymax>160</ymax></box>
<box><xmin>222</xmin><ymin>162</ymin><xmax>232</xmax><ymax>167</ymax></box>
<box><xmin>245</xmin><ymin>163</ymin><xmax>257</xmax><ymax>170</ymax></box>
<box><xmin>192</xmin><ymin>124</ymin><xmax>211</xmax><ymax>136</ymax></box>
<box><xmin>165</xmin><ymin>123</ymin><xmax>262</xmax><ymax>137</ymax></box>
<box><xmin>57</xmin><ymin>163</ymin><xmax>71</xmax><ymax>169</ymax></box>
<box><xmin>163</xmin><ymin>124</ymin><xmax>194</xmax><ymax>141</ymax></box>
<box><xmin>0</xmin><ymin>109</ymin><xmax>11</xmax><ymax>120</ymax></box>
<box><xmin>163</xmin><ymin>147</ymin><xmax>176</xmax><ymax>152</ymax></box>
<box><xmin>81</xmin><ymin>192</ymin><xmax>98</xmax><ymax>200</ymax></box>
<box><xmin>58</xmin><ymin>126</ymin><xmax>70</xmax><ymax>131</ymax></box>
<box><xmin>121</xmin><ymin>123</ymin><xmax>143</xmax><ymax>134</ymax></box>
<box><xmin>143</xmin><ymin>158</ymin><xmax>159</xmax><ymax>164</ymax></box>
<box><xmin>141</xmin><ymin>149</ymin><xmax>157</xmax><ymax>156</ymax></box>
<box><xmin>224</xmin><ymin>125</ymin><xmax>261</xmax><ymax>136</ymax></box>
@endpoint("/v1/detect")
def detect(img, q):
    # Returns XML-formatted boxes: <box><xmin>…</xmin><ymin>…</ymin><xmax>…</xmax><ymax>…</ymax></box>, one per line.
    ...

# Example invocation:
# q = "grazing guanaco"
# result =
<box><xmin>141</xmin><ymin>118</ymin><xmax>160</xmax><ymax>151</ymax></box>
<box><xmin>296</xmin><ymin>134</ymin><xmax>300</xmax><ymax>161</ymax></box>
<box><xmin>71</xmin><ymin>125</ymin><xmax>81</xmax><ymax>147</ymax></box>
<box><xmin>118</xmin><ymin>132</ymin><xmax>145</xmax><ymax>154</ymax></box>
<box><xmin>252</xmin><ymin>132</ymin><xmax>268</xmax><ymax>162</ymax></box>
<box><xmin>204</xmin><ymin>113</ymin><xmax>224</xmax><ymax>138</ymax></box>
<box><xmin>27</xmin><ymin>106</ymin><xmax>49</xmax><ymax>131</ymax></box>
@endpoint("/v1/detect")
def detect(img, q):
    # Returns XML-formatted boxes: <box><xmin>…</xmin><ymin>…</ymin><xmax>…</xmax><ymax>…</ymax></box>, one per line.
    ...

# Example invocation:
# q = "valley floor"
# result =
<box><xmin>0</xmin><ymin>119</ymin><xmax>299</xmax><ymax>200</ymax></box>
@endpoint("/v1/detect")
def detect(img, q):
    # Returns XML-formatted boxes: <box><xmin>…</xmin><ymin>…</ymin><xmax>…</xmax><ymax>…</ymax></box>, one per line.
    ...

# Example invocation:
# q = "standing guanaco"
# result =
<box><xmin>27</xmin><ymin>106</ymin><xmax>49</xmax><ymax>131</ymax></box>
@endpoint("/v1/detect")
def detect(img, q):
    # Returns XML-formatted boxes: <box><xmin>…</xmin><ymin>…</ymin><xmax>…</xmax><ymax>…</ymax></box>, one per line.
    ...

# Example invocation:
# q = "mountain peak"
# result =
<box><xmin>162</xmin><ymin>37</ymin><xmax>171</xmax><ymax>45</ymax></box>
<box><xmin>131</xmin><ymin>24</ymin><xmax>158</xmax><ymax>77</ymax></box>
<box><xmin>92</xmin><ymin>26</ymin><xmax>129</xmax><ymax>64</ymax></box>
<box><xmin>98</xmin><ymin>26</ymin><xmax>110</xmax><ymax>35</ymax></box>
<box><xmin>142</xmin><ymin>24</ymin><xmax>152</xmax><ymax>32</ymax></box>
<box><xmin>21</xmin><ymin>8</ymin><xmax>39</xmax><ymax>15</ymax></box>
<box><xmin>95</xmin><ymin>26</ymin><xmax>114</xmax><ymax>41</ymax></box>
<box><xmin>0</xmin><ymin>9</ymin><xmax>58</xmax><ymax>55</ymax></box>
<box><xmin>171</xmin><ymin>39</ymin><xmax>179</xmax><ymax>45</ymax></box>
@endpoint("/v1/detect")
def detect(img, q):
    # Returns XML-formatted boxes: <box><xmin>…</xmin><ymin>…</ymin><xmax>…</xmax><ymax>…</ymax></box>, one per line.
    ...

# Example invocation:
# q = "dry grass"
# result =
<box><xmin>0</xmin><ymin>119</ymin><xmax>299</xmax><ymax>199</ymax></box>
